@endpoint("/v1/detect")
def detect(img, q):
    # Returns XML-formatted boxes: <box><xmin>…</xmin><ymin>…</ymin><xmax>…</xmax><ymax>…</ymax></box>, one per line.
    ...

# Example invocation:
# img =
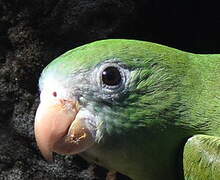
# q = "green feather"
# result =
<box><xmin>184</xmin><ymin>135</ymin><xmax>220</xmax><ymax>180</ymax></box>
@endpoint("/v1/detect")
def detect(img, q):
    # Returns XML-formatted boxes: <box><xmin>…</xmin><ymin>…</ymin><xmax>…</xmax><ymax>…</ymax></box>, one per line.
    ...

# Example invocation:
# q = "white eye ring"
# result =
<box><xmin>92</xmin><ymin>61</ymin><xmax>130</xmax><ymax>95</ymax></box>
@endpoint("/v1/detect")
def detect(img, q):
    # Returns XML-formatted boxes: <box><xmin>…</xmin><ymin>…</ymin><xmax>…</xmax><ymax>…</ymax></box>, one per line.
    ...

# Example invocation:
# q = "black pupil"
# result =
<box><xmin>102</xmin><ymin>67</ymin><xmax>122</xmax><ymax>86</ymax></box>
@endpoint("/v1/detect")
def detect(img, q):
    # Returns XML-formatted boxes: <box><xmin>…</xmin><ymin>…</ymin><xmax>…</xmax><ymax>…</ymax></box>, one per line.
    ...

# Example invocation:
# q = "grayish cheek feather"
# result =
<box><xmin>83</xmin><ymin>102</ymin><xmax>106</xmax><ymax>143</ymax></box>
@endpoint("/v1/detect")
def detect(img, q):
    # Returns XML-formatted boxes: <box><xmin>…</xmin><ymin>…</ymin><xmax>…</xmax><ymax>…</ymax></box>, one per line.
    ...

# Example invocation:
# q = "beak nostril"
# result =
<box><xmin>53</xmin><ymin>92</ymin><xmax>57</xmax><ymax>97</ymax></box>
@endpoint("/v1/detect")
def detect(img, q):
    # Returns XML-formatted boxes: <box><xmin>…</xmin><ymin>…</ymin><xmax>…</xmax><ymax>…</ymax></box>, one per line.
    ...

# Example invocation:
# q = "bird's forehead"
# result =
<box><xmin>41</xmin><ymin>39</ymin><xmax>150</xmax><ymax>77</ymax></box>
<box><xmin>39</xmin><ymin>39</ymin><xmax>158</xmax><ymax>95</ymax></box>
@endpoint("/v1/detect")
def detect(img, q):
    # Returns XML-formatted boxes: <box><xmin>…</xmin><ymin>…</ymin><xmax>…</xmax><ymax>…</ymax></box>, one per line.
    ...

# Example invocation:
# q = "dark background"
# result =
<box><xmin>0</xmin><ymin>0</ymin><xmax>220</xmax><ymax>179</ymax></box>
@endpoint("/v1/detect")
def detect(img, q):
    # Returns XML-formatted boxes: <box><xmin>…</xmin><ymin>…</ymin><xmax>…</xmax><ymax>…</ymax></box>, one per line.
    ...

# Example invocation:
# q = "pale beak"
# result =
<box><xmin>34</xmin><ymin>99</ymin><xmax>95</xmax><ymax>161</ymax></box>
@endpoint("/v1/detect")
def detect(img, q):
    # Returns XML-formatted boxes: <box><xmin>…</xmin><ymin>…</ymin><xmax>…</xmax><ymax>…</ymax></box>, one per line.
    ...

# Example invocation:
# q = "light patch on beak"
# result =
<box><xmin>34</xmin><ymin>99</ymin><xmax>96</xmax><ymax>161</ymax></box>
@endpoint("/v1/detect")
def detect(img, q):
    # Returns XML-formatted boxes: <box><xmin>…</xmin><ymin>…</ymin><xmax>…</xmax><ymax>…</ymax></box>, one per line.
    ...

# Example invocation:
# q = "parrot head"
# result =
<box><xmin>34</xmin><ymin>39</ymin><xmax>200</xmax><ymax>179</ymax></box>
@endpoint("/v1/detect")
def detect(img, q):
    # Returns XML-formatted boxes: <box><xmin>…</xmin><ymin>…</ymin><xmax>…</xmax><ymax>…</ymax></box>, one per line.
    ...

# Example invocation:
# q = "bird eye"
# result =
<box><xmin>101</xmin><ymin>66</ymin><xmax>122</xmax><ymax>86</ymax></box>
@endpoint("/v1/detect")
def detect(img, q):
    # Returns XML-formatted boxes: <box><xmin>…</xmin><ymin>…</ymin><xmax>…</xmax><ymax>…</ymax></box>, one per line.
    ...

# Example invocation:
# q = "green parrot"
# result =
<box><xmin>34</xmin><ymin>39</ymin><xmax>220</xmax><ymax>180</ymax></box>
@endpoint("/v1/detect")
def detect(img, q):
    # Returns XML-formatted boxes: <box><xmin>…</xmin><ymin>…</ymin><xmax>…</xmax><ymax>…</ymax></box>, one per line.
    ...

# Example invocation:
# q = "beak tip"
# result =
<box><xmin>42</xmin><ymin>151</ymin><xmax>54</xmax><ymax>163</ymax></box>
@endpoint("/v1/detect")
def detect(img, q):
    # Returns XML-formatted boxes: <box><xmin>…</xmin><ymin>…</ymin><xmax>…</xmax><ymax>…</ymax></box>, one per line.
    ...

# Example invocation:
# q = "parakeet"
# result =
<box><xmin>34</xmin><ymin>39</ymin><xmax>220</xmax><ymax>180</ymax></box>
